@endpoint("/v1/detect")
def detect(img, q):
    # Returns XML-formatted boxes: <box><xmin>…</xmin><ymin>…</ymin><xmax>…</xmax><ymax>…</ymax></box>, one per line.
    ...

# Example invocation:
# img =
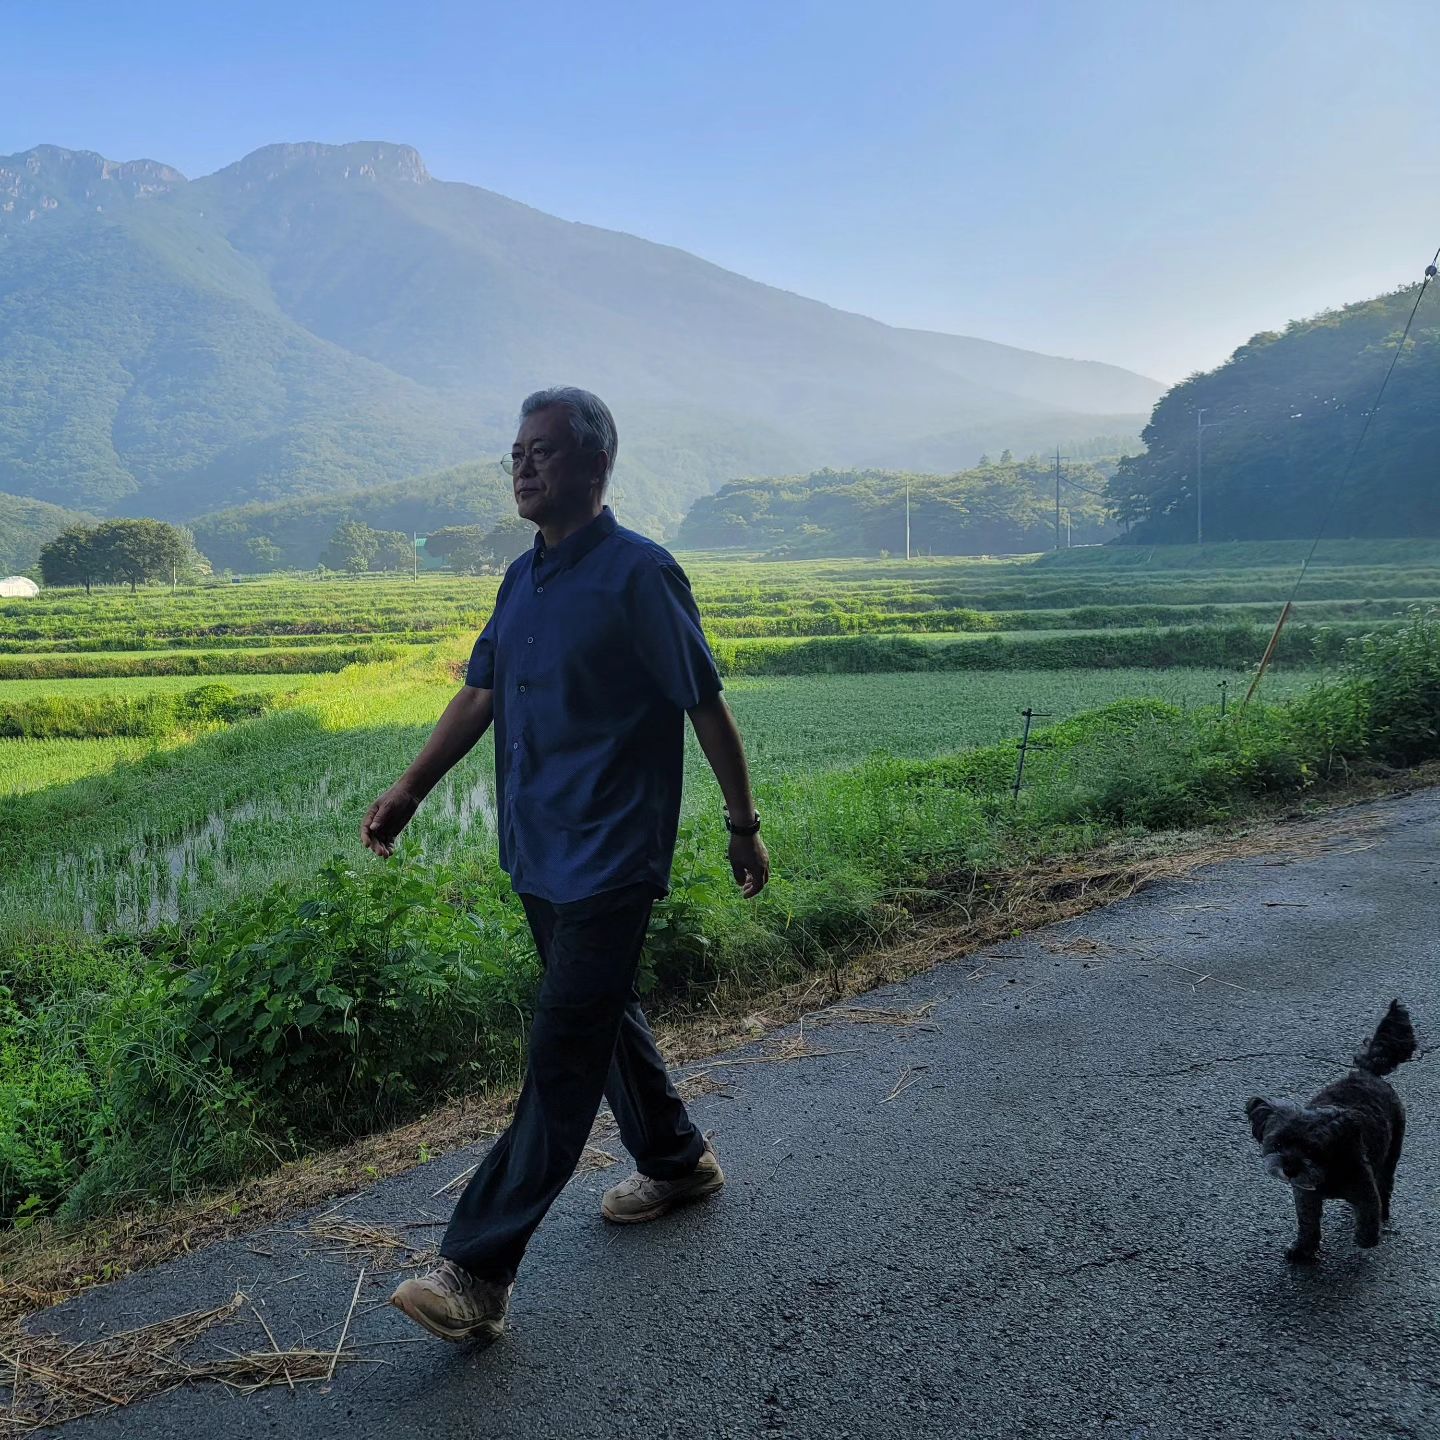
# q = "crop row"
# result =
<box><xmin>0</xmin><ymin>630</ymin><xmax>447</xmax><ymax>654</ymax></box>
<box><xmin>0</xmin><ymin>645</ymin><xmax>401</xmax><ymax>681</ymax></box>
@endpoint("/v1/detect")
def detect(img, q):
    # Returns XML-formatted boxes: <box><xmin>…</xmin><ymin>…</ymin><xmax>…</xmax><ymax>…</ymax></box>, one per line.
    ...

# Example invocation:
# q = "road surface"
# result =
<box><xmin>34</xmin><ymin>790</ymin><xmax>1440</xmax><ymax>1438</ymax></box>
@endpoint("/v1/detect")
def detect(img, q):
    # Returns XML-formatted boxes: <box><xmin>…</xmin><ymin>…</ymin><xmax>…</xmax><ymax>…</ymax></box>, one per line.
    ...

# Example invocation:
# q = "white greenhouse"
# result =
<box><xmin>0</xmin><ymin>576</ymin><xmax>40</xmax><ymax>598</ymax></box>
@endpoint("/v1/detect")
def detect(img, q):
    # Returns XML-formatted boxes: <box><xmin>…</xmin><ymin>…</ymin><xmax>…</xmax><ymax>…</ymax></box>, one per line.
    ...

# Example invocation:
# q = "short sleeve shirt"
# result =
<box><xmin>466</xmin><ymin>506</ymin><xmax>722</xmax><ymax>903</ymax></box>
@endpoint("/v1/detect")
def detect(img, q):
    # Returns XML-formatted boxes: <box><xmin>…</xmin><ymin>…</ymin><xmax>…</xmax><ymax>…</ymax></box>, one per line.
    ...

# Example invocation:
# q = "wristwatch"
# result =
<box><xmin>724</xmin><ymin>807</ymin><xmax>762</xmax><ymax>837</ymax></box>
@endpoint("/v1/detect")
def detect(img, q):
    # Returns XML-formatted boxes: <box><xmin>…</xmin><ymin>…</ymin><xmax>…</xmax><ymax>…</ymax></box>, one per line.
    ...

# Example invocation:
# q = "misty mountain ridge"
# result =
<box><xmin>0</xmin><ymin>139</ymin><xmax>1161</xmax><ymax>537</ymax></box>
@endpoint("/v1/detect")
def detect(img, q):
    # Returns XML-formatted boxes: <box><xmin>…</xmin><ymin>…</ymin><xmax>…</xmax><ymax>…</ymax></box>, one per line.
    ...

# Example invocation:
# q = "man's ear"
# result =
<box><xmin>1245</xmin><ymin>1097</ymin><xmax>1274</xmax><ymax>1144</ymax></box>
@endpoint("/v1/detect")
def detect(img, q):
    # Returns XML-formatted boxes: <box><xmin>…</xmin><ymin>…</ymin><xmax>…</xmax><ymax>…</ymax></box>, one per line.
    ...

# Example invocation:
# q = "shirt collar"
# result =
<box><xmin>533</xmin><ymin>506</ymin><xmax>618</xmax><ymax>572</ymax></box>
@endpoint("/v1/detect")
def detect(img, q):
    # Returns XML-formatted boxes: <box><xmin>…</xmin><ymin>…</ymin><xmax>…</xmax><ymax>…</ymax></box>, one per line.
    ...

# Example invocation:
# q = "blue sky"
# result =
<box><xmin>5</xmin><ymin>0</ymin><xmax>1435</xmax><ymax>382</ymax></box>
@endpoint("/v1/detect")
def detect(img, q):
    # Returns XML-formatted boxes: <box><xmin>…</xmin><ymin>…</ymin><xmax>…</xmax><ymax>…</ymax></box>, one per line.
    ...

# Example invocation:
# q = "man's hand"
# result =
<box><xmin>361</xmin><ymin>784</ymin><xmax>421</xmax><ymax>858</ymax></box>
<box><xmin>728</xmin><ymin>831</ymin><xmax>770</xmax><ymax>899</ymax></box>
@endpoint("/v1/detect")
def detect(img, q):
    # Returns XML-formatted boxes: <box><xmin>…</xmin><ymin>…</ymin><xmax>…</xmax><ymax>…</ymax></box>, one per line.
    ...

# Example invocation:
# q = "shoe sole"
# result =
<box><xmin>389</xmin><ymin>1292</ymin><xmax>506</xmax><ymax>1344</ymax></box>
<box><xmin>601</xmin><ymin>1168</ymin><xmax>725</xmax><ymax>1226</ymax></box>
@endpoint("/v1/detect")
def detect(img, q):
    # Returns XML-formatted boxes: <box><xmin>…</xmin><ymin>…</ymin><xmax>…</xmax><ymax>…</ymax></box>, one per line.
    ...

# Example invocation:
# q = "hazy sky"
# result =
<box><xmin>6</xmin><ymin>0</ymin><xmax>1436</xmax><ymax>383</ymax></box>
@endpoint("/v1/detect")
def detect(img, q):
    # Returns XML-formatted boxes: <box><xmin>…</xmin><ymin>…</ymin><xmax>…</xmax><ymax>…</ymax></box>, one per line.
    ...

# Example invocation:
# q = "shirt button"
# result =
<box><xmin>518</xmin><ymin>684</ymin><xmax>526</xmax><ymax>693</ymax></box>
<box><xmin>527</xmin><ymin>636</ymin><xmax>534</xmax><ymax>644</ymax></box>
<box><xmin>536</xmin><ymin>586</ymin><xmax>543</xmax><ymax>594</ymax></box>
<box><xmin>512</xmin><ymin>741</ymin><xmax>519</xmax><ymax>750</ymax></box>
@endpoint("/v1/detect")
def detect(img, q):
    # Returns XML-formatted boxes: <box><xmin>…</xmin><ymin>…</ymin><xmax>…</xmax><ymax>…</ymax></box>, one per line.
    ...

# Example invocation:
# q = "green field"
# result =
<box><xmin>5</xmin><ymin>541</ymin><xmax>1440</xmax><ymax>1226</ymax></box>
<box><xmin>0</xmin><ymin>673</ymin><xmax>313</xmax><ymax>702</ymax></box>
<box><xmin>2</xmin><ymin>660</ymin><xmax>1318</xmax><ymax>939</ymax></box>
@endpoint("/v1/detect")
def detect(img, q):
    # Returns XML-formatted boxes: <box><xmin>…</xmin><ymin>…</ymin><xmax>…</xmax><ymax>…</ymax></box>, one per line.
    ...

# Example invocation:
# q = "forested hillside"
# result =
<box><xmin>1108</xmin><ymin>283</ymin><xmax>1439</xmax><ymax>543</ymax></box>
<box><xmin>674</xmin><ymin>459</ymin><xmax>1118</xmax><ymax>557</ymax></box>
<box><xmin>0</xmin><ymin>142</ymin><xmax>1159</xmax><ymax>535</ymax></box>
<box><xmin>0</xmin><ymin>491</ymin><xmax>99</xmax><ymax>573</ymax></box>
<box><xmin>188</xmin><ymin>462</ymin><xmax>514</xmax><ymax>571</ymax></box>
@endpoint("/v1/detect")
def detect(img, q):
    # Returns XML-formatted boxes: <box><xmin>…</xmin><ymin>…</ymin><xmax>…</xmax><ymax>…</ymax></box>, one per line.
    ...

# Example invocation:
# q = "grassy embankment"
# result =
<box><xmin>4</xmin><ymin>543</ymin><xmax>1439</xmax><ymax>1228</ymax></box>
<box><xmin>4</xmin><ymin>620</ymin><xmax>1437</xmax><ymax>1228</ymax></box>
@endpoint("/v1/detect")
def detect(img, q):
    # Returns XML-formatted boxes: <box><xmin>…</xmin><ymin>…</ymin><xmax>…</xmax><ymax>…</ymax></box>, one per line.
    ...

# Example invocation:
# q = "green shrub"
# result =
<box><xmin>1344</xmin><ymin>613</ymin><xmax>1440</xmax><ymax>765</ymax></box>
<box><xmin>709</xmin><ymin>624</ymin><xmax>1367</xmax><ymax>677</ymax></box>
<box><xmin>0</xmin><ymin>684</ymin><xmax>275</xmax><ymax>739</ymax></box>
<box><xmin>166</xmin><ymin>860</ymin><xmax>538</xmax><ymax>1129</ymax></box>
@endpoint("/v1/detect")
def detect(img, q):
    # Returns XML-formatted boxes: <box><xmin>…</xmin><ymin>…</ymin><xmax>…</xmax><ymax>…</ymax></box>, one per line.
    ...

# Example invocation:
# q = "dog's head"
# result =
<box><xmin>1245</xmin><ymin>1096</ymin><xmax>1356</xmax><ymax>1191</ymax></box>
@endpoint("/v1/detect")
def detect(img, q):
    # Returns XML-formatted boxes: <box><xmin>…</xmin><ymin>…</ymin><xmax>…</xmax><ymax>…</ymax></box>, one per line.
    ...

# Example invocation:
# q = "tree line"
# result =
<box><xmin>301</xmin><ymin>515</ymin><xmax>535</xmax><ymax>574</ymax></box>
<box><xmin>675</xmin><ymin>459</ymin><xmax>1118</xmax><ymax>557</ymax></box>
<box><xmin>33</xmin><ymin>514</ymin><xmax>543</xmax><ymax>592</ymax></box>
<box><xmin>39</xmin><ymin>520</ymin><xmax>210</xmax><ymax>594</ymax></box>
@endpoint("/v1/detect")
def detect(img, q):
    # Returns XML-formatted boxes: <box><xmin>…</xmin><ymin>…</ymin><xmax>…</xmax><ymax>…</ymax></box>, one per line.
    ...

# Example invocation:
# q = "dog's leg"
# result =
<box><xmin>1380</xmin><ymin>1112</ymin><xmax>1405</xmax><ymax>1225</ymax></box>
<box><xmin>1350</xmin><ymin>1166</ymin><xmax>1383</xmax><ymax>1248</ymax></box>
<box><xmin>1286</xmin><ymin>1188</ymin><xmax>1323</xmax><ymax>1263</ymax></box>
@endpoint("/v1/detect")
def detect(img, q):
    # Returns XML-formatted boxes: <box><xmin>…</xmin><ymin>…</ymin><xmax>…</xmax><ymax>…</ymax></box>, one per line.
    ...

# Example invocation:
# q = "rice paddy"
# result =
<box><xmin>3</xmin><ymin>540</ymin><xmax>1437</xmax><ymax>1231</ymax></box>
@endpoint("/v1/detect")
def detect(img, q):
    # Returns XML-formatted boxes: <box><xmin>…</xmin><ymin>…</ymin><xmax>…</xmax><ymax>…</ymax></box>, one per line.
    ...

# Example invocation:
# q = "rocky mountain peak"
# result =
<box><xmin>220</xmin><ymin>141</ymin><xmax>431</xmax><ymax>189</ymax></box>
<box><xmin>0</xmin><ymin>146</ymin><xmax>185</xmax><ymax>226</ymax></box>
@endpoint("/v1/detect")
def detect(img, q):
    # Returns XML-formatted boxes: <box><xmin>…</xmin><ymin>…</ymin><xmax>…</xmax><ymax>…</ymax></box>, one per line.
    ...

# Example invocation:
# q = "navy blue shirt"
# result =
<box><xmin>465</xmin><ymin>507</ymin><xmax>723</xmax><ymax>904</ymax></box>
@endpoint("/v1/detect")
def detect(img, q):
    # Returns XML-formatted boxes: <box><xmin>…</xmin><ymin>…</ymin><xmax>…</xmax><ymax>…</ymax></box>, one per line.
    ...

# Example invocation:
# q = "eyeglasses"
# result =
<box><xmin>501</xmin><ymin>444</ymin><xmax>561</xmax><ymax>477</ymax></box>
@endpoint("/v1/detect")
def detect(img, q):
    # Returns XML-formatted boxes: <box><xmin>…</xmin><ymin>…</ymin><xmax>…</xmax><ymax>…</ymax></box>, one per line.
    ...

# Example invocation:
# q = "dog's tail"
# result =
<box><xmin>1353</xmin><ymin>999</ymin><xmax>1417</xmax><ymax>1076</ymax></box>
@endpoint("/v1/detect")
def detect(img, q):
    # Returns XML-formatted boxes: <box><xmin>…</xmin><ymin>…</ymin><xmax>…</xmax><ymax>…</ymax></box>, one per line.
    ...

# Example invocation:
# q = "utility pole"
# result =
<box><xmin>905</xmin><ymin>481</ymin><xmax>911</xmax><ymax>561</ymax></box>
<box><xmin>1053</xmin><ymin>447</ymin><xmax>1069</xmax><ymax>550</ymax></box>
<box><xmin>412</xmin><ymin>531</ymin><xmax>419</xmax><ymax>581</ymax></box>
<box><xmin>1195</xmin><ymin>409</ymin><xmax>1205</xmax><ymax>546</ymax></box>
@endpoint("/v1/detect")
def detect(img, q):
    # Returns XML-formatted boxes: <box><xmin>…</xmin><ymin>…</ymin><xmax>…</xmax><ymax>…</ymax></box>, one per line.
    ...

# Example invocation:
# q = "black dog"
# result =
<box><xmin>1246</xmin><ymin>1000</ymin><xmax>1416</xmax><ymax>1263</ymax></box>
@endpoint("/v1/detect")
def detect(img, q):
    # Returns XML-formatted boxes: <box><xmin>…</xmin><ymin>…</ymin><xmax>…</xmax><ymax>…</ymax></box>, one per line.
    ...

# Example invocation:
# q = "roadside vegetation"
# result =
<box><xmin>3</xmin><ymin>545</ymin><xmax>1440</xmax><ymax>1231</ymax></box>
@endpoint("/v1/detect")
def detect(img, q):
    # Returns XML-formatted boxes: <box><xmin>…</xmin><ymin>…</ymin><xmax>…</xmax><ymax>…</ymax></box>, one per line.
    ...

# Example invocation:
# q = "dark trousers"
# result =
<box><xmin>440</xmin><ymin>882</ymin><xmax>705</xmax><ymax>1282</ymax></box>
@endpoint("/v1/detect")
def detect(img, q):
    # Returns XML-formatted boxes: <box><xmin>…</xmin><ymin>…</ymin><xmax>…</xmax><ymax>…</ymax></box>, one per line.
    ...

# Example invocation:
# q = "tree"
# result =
<box><xmin>425</xmin><ymin>525</ymin><xmax>492</xmax><ymax>574</ymax></box>
<box><xmin>90</xmin><ymin>519</ymin><xmax>199</xmax><ymax>593</ymax></box>
<box><xmin>372</xmin><ymin>530</ymin><xmax>415</xmax><ymax>572</ymax></box>
<box><xmin>483</xmin><ymin>515</ymin><xmax>535</xmax><ymax>563</ymax></box>
<box><xmin>174</xmin><ymin>528</ymin><xmax>213</xmax><ymax>584</ymax></box>
<box><xmin>245</xmin><ymin>536</ymin><xmax>283</xmax><ymax>571</ymax></box>
<box><xmin>39</xmin><ymin>525</ymin><xmax>99</xmax><ymax>594</ymax></box>
<box><xmin>323</xmin><ymin>521</ymin><xmax>381</xmax><ymax>574</ymax></box>
<box><xmin>39</xmin><ymin>520</ymin><xmax>206</xmax><ymax>592</ymax></box>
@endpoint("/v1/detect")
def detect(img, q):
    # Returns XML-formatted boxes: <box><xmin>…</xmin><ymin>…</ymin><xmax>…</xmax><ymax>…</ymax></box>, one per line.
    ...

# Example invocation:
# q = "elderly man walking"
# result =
<box><xmin>361</xmin><ymin>387</ymin><xmax>769</xmax><ymax>1343</ymax></box>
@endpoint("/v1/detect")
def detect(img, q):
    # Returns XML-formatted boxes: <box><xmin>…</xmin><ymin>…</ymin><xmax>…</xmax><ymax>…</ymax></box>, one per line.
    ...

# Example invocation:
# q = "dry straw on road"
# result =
<box><xmin>0</xmin><ymin>1293</ymin><xmax>370</xmax><ymax>1435</ymax></box>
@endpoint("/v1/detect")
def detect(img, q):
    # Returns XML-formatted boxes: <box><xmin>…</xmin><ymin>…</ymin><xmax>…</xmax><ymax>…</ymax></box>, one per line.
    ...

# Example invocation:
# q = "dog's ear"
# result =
<box><xmin>1245</xmin><ymin>1097</ymin><xmax>1274</xmax><ymax>1143</ymax></box>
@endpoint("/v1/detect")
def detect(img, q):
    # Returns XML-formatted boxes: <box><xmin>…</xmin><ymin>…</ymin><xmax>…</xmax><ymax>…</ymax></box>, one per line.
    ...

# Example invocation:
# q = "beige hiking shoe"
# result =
<box><xmin>390</xmin><ymin>1259</ymin><xmax>512</xmax><ymax>1342</ymax></box>
<box><xmin>602</xmin><ymin>1141</ymin><xmax>725</xmax><ymax>1225</ymax></box>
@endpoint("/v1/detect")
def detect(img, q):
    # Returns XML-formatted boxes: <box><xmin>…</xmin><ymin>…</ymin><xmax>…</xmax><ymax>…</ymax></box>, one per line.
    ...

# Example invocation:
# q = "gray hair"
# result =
<box><xmin>520</xmin><ymin>387</ymin><xmax>618</xmax><ymax>481</ymax></box>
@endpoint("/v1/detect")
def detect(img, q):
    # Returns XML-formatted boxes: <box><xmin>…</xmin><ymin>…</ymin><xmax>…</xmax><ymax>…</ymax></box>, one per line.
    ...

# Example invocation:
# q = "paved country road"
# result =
<box><xmin>33</xmin><ymin>791</ymin><xmax>1440</xmax><ymax>1439</ymax></box>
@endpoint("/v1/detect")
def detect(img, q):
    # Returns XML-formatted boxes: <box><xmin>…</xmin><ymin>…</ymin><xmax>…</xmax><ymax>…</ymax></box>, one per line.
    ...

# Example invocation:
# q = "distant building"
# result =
<box><xmin>0</xmin><ymin>575</ymin><xmax>40</xmax><ymax>598</ymax></box>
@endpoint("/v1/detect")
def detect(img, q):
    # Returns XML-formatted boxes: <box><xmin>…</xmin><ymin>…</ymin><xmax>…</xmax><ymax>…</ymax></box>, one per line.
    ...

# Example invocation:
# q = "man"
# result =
<box><xmin>361</xmin><ymin>386</ymin><xmax>769</xmax><ymax>1343</ymax></box>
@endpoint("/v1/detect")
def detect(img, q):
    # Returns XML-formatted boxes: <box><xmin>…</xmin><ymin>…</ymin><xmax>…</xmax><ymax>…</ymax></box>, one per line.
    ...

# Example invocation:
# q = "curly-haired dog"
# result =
<box><xmin>1245</xmin><ymin>999</ymin><xmax>1416</xmax><ymax>1263</ymax></box>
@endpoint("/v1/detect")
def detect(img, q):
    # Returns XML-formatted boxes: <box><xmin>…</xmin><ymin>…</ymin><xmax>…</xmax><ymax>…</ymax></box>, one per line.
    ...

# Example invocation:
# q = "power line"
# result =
<box><xmin>1243</xmin><ymin>244</ymin><xmax>1439</xmax><ymax>708</ymax></box>
<box><xmin>1281</xmin><ymin>246</ymin><xmax>1439</xmax><ymax>602</ymax></box>
<box><xmin>1059</xmin><ymin>477</ymin><xmax>1110</xmax><ymax>500</ymax></box>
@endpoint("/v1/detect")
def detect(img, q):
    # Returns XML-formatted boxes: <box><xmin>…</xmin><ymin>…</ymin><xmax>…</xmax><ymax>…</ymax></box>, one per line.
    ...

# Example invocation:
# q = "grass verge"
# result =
<box><xmin>0</xmin><ymin>784</ymin><xmax>1422</xmax><ymax>1351</ymax></box>
<box><xmin>3</xmin><ymin>613</ymin><xmax>1440</xmax><ymax>1409</ymax></box>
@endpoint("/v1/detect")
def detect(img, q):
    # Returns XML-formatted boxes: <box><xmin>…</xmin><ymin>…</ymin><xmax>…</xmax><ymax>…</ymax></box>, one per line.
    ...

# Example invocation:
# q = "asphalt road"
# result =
<box><xmin>34</xmin><ymin>791</ymin><xmax>1440</xmax><ymax>1439</ymax></box>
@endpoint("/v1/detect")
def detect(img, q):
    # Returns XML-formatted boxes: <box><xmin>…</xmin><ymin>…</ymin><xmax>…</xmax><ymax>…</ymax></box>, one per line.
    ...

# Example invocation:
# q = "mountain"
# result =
<box><xmin>0</xmin><ymin>141</ymin><xmax>1164</xmax><ymax>537</ymax></box>
<box><xmin>0</xmin><ymin>491</ymin><xmax>99</xmax><ymax>574</ymax></box>
<box><xmin>675</xmin><ymin>459</ymin><xmax>1120</xmax><ymax>558</ymax></box>
<box><xmin>1109</xmin><ymin>283</ymin><xmax>1440</xmax><ymax>543</ymax></box>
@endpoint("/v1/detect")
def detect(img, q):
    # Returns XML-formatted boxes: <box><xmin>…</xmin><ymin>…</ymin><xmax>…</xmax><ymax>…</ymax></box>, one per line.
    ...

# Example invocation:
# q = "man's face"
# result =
<box><xmin>510</xmin><ymin>406</ymin><xmax>606</xmax><ymax>526</ymax></box>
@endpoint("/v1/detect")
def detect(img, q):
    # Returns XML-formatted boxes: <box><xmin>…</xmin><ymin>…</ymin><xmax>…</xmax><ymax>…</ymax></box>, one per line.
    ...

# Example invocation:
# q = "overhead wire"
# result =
<box><xmin>1240</xmin><ymin>245</ymin><xmax>1440</xmax><ymax>708</ymax></box>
